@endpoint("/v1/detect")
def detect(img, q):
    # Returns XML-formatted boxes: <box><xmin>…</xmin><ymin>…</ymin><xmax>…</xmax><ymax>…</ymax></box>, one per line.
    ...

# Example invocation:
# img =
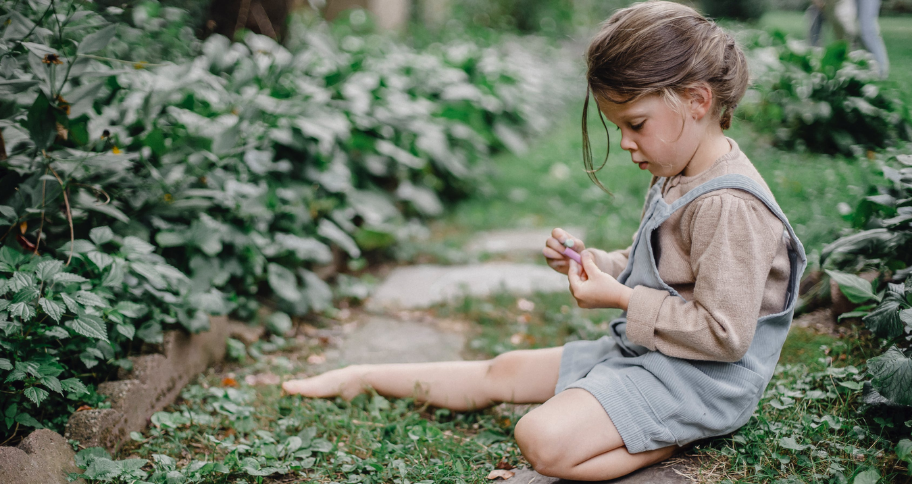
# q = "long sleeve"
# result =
<box><xmin>590</xmin><ymin>246</ymin><xmax>632</xmax><ymax>279</ymax></box>
<box><xmin>624</xmin><ymin>192</ymin><xmax>784</xmax><ymax>362</ymax></box>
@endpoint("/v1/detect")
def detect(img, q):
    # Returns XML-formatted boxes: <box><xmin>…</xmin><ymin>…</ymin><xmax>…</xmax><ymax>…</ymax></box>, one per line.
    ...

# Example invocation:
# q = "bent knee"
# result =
<box><xmin>514</xmin><ymin>412</ymin><xmax>571</xmax><ymax>476</ymax></box>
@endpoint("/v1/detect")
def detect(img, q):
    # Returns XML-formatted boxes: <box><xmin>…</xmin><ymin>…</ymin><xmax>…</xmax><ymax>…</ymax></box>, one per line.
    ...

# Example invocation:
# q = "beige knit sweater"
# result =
<box><xmin>590</xmin><ymin>139</ymin><xmax>791</xmax><ymax>363</ymax></box>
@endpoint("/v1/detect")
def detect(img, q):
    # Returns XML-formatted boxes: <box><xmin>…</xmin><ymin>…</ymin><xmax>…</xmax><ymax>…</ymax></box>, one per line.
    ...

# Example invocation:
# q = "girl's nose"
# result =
<box><xmin>619</xmin><ymin>133</ymin><xmax>636</xmax><ymax>152</ymax></box>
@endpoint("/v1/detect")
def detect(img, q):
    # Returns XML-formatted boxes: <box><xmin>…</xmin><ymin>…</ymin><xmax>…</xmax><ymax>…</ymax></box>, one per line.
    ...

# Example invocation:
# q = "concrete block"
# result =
<box><xmin>65</xmin><ymin>315</ymin><xmax>230</xmax><ymax>451</ymax></box>
<box><xmin>0</xmin><ymin>429</ymin><xmax>83</xmax><ymax>484</ymax></box>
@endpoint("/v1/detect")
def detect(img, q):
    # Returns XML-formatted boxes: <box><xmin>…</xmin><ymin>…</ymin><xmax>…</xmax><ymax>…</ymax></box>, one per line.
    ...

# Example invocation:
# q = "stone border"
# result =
<box><xmin>0</xmin><ymin>429</ymin><xmax>84</xmax><ymax>484</ymax></box>
<box><xmin>63</xmin><ymin>315</ymin><xmax>230</xmax><ymax>451</ymax></box>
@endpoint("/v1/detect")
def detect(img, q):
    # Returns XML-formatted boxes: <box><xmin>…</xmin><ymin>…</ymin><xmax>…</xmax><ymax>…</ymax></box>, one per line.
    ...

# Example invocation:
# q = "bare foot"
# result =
<box><xmin>282</xmin><ymin>365</ymin><xmax>365</xmax><ymax>400</ymax></box>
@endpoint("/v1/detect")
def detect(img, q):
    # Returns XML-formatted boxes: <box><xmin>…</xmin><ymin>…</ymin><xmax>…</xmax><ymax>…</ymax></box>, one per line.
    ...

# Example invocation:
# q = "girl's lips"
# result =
<box><xmin>638</xmin><ymin>162</ymin><xmax>648</xmax><ymax>170</ymax></box>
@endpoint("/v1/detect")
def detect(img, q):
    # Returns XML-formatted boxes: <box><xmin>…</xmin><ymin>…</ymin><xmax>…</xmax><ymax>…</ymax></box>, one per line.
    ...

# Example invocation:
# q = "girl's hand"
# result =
<box><xmin>568</xmin><ymin>249</ymin><xmax>633</xmax><ymax>310</ymax></box>
<box><xmin>543</xmin><ymin>228</ymin><xmax>586</xmax><ymax>275</ymax></box>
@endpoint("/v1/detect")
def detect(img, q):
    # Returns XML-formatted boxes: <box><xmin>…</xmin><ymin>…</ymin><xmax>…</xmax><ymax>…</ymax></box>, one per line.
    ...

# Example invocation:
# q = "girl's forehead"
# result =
<box><xmin>597</xmin><ymin>94</ymin><xmax>663</xmax><ymax>119</ymax></box>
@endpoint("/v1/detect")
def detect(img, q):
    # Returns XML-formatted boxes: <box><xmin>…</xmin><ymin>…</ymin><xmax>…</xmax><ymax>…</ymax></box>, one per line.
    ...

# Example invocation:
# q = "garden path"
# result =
<box><xmin>327</xmin><ymin>227</ymin><xmax>692</xmax><ymax>483</ymax></box>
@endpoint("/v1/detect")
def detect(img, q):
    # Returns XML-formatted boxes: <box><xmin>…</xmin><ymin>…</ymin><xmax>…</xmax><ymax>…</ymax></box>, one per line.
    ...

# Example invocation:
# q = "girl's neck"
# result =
<box><xmin>681</xmin><ymin>131</ymin><xmax>732</xmax><ymax>178</ymax></box>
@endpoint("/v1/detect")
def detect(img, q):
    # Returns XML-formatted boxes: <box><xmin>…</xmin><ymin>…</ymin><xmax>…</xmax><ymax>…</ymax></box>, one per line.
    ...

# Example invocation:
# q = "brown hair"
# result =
<box><xmin>582</xmin><ymin>1</ymin><xmax>750</xmax><ymax>191</ymax></box>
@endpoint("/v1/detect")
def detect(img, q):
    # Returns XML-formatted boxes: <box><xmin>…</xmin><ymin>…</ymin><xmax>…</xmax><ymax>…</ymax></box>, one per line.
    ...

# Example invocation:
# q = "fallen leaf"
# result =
<box><xmin>307</xmin><ymin>354</ymin><xmax>326</xmax><ymax>364</ymax></box>
<box><xmin>76</xmin><ymin>405</ymin><xmax>92</xmax><ymax>412</ymax></box>
<box><xmin>495</xmin><ymin>459</ymin><xmax>514</xmax><ymax>470</ymax></box>
<box><xmin>486</xmin><ymin>469</ymin><xmax>514</xmax><ymax>480</ymax></box>
<box><xmin>221</xmin><ymin>377</ymin><xmax>238</xmax><ymax>387</ymax></box>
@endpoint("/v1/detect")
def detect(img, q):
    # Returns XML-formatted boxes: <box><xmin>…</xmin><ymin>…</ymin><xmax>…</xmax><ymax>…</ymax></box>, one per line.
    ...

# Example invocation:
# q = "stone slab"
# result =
<box><xmin>506</xmin><ymin>462</ymin><xmax>692</xmax><ymax>483</ymax></box>
<box><xmin>0</xmin><ymin>429</ymin><xmax>83</xmax><ymax>484</ymax></box>
<box><xmin>65</xmin><ymin>315</ymin><xmax>230</xmax><ymax>451</ymax></box>
<box><xmin>367</xmin><ymin>263</ymin><xmax>568</xmax><ymax>310</ymax></box>
<box><xmin>338</xmin><ymin>316</ymin><xmax>465</xmax><ymax>364</ymax></box>
<box><xmin>465</xmin><ymin>228</ymin><xmax>586</xmax><ymax>255</ymax></box>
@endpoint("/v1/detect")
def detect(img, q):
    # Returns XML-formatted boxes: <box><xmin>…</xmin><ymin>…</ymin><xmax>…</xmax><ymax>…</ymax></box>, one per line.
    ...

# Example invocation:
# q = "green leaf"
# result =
<box><xmin>39</xmin><ymin>298</ymin><xmax>63</xmax><ymax>322</ymax></box>
<box><xmin>12</xmin><ymin>287</ymin><xmax>39</xmax><ymax>304</ymax></box>
<box><xmin>27</xmin><ymin>92</ymin><xmax>56</xmax><ymax>151</ymax></box>
<box><xmin>44</xmin><ymin>327</ymin><xmax>69</xmax><ymax>339</ymax></box>
<box><xmin>87</xmin><ymin>251</ymin><xmax>113</xmax><ymax>270</ymax></box>
<box><xmin>40</xmin><ymin>376</ymin><xmax>62</xmax><ymax>394</ymax></box>
<box><xmin>0</xmin><ymin>358</ymin><xmax>11</xmax><ymax>371</ymax></box>
<box><xmin>10</xmin><ymin>302</ymin><xmax>35</xmax><ymax>321</ymax></box>
<box><xmin>77</xmin><ymin>24</ymin><xmax>117</xmax><ymax>55</ymax></box>
<box><xmin>66</xmin><ymin>315</ymin><xmax>108</xmax><ymax>342</ymax></box>
<box><xmin>60</xmin><ymin>378</ymin><xmax>88</xmax><ymax>395</ymax></box>
<box><xmin>863</xmin><ymin>285</ymin><xmax>907</xmax><ymax>339</ymax></box>
<box><xmin>53</xmin><ymin>273</ymin><xmax>89</xmax><ymax>285</ymax></box>
<box><xmin>838</xmin><ymin>380</ymin><xmax>864</xmax><ymax>390</ymax></box>
<box><xmin>0</xmin><ymin>205</ymin><xmax>16</xmax><ymax>223</ymax></box>
<box><xmin>267</xmin><ymin>263</ymin><xmax>301</xmax><ymax>302</ymax></box>
<box><xmin>15</xmin><ymin>412</ymin><xmax>44</xmax><ymax>429</ymax></box>
<box><xmin>779</xmin><ymin>436</ymin><xmax>811</xmax><ymax>451</ymax></box>
<box><xmin>114</xmin><ymin>301</ymin><xmax>146</xmax><ymax>318</ymax></box>
<box><xmin>867</xmin><ymin>346</ymin><xmax>912</xmax><ymax>406</ymax></box>
<box><xmin>265</xmin><ymin>312</ymin><xmax>292</xmax><ymax>336</ymax></box>
<box><xmin>21</xmin><ymin>42</ymin><xmax>59</xmax><ymax>58</ymax></box>
<box><xmin>896</xmin><ymin>439</ymin><xmax>912</xmax><ymax>467</ymax></box>
<box><xmin>75</xmin><ymin>447</ymin><xmax>111</xmax><ymax>469</ymax></box>
<box><xmin>89</xmin><ymin>226</ymin><xmax>114</xmax><ymax>245</ymax></box>
<box><xmin>826</xmin><ymin>270</ymin><xmax>878</xmax><ymax>304</ymax></box>
<box><xmin>60</xmin><ymin>293</ymin><xmax>80</xmax><ymax>313</ymax></box>
<box><xmin>115</xmin><ymin>323</ymin><xmax>135</xmax><ymax>339</ymax></box>
<box><xmin>36</xmin><ymin>260</ymin><xmax>63</xmax><ymax>282</ymax></box>
<box><xmin>24</xmin><ymin>387</ymin><xmax>49</xmax><ymax>406</ymax></box>
<box><xmin>75</xmin><ymin>291</ymin><xmax>108</xmax><ymax>308</ymax></box>
<box><xmin>852</xmin><ymin>468</ymin><xmax>880</xmax><ymax>484</ymax></box>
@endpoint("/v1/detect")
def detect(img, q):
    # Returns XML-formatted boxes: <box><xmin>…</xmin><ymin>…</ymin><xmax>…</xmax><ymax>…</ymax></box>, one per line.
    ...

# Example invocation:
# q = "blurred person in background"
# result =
<box><xmin>807</xmin><ymin>0</ymin><xmax>889</xmax><ymax>78</ymax></box>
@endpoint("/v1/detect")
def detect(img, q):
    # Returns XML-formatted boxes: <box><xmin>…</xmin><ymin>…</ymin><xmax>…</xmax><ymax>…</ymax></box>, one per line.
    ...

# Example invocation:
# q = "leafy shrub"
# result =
<box><xmin>741</xmin><ymin>31</ymin><xmax>912</xmax><ymax>155</ymax></box>
<box><xmin>822</xmin><ymin>152</ymin><xmax>912</xmax><ymax>408</ymax></box>
<box><xmin>0</xmin><ymin>0</ymin><xmax>567</xmax><ymax>439</ymax></box>
<box><xmin>700</xmin><ymin>0</ymin><xmax>767</xmax><ymax>21</ymax></box>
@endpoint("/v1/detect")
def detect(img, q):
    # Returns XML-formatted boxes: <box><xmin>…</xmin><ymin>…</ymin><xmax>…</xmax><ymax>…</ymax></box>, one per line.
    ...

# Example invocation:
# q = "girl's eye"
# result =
<box><xmin>631</xmin><ymin>121</ymin><xmax>645</xmax><ymax>131</ymax></box>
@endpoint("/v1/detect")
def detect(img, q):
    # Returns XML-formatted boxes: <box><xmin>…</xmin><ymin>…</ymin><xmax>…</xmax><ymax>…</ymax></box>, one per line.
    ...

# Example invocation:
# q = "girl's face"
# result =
<box><xmin>597</xmin><ymin>93</ymin><xmax>703</xmax><ymax>178</ymax></box>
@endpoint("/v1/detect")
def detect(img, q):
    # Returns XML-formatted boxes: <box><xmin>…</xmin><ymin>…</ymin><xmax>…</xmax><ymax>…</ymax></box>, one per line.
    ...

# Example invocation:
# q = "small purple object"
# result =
<box><xmin>563</xmin><ymin>247</ymin><xmax>582</xmax><ymax>264</ymax></box>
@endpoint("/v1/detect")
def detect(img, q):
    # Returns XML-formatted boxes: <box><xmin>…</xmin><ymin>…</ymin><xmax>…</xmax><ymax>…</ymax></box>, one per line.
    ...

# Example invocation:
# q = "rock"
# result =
<box><xmin>338</xmin><ymin>316</ymin><xmax>465</xmax><ymax>365</ymax></box>
<box><xmin>367</xmin><ymin>263</ymin><xmax>568</xmax><ymax>310</ymax></box>
<box><xmin>0</xmin><ymin>429</ymin><xmax>84</xmax><ymax>484</ymax></box>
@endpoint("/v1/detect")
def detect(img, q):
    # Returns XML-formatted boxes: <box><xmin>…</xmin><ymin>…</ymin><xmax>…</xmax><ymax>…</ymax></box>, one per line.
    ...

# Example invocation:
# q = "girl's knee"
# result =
<box><xmin>513</xmin><ymin>411</ymin><xmax>569</xmax><ymax>476</ymax></box>
<box><xmin>483</xmin><ymin>351</ymin><xmax>526</xmax><ymax>399</ymax></box>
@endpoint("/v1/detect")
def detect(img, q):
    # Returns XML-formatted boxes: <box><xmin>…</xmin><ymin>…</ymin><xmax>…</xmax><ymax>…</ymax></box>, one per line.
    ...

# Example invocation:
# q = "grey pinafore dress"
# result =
<box><xmin>555</xmin><ymin>174</ymin><xmax>807</xmax><ymax>453</ymax></box>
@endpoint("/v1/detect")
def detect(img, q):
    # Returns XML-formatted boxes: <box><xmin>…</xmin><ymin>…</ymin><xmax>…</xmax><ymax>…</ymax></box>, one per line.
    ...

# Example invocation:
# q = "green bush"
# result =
<box><xmin>700</xmin><ymin>0</ymin><xmax>767</xmax><ymax>21</ymax></box>
<box><xmin>0</xmin><ymin>0</ymin><xmax>567</xmax><ymax>440</ymax></box>
<box><xmin>821</xmin><ymin>151</ymin><xmax>912</xmax><ymax>409</ymax></box>
<box><xmin>741</xmin><ymin>31</ymin><xmax>912</xmax><ymax>155</ymax></box>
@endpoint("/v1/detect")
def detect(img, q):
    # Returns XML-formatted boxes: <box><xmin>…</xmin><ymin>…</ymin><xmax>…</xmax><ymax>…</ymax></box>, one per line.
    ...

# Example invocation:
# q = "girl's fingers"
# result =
<box><xmin>543</xmin><ymin>244</ymin><xmax>565</xmax><ymax>260</ymax></box>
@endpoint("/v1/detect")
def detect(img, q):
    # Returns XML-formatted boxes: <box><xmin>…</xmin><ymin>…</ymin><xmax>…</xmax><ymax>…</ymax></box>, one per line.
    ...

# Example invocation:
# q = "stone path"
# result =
<box><xmin>465</xmin><ymin>227</ymin><xmax>586</xmax><ymax>255</ymax></box>
<box><xmin>336</xmin><ymin>316</ymin><xmax>465</xmax><ymax>365</ymax></box>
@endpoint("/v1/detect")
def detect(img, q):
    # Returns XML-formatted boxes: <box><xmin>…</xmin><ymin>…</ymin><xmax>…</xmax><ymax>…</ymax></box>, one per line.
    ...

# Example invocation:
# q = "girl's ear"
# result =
<box><xmin>687</xmin><ymin>83</ymin><xmax>714</xmax><ymax>120</ymax></box>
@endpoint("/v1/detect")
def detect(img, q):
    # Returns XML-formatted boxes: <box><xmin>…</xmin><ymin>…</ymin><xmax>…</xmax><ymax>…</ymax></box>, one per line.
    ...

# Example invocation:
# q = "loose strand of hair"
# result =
<box><xmin>581</xmin><ymin>87</ymin><xmax>612</xmax><ymax>195</ymax></box>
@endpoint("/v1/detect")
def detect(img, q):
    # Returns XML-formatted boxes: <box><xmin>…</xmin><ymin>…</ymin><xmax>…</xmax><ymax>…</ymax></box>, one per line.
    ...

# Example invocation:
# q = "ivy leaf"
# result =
<box><xmin>24</xmin><ymin>387</ymin><xmax>49</xmax><ymax>406</ymax></box>
<box><xmin>53</xmin><ymin>273</ymin><xmax>89</xmax><ymax>285</ymax></box>
<box><xmin>10</xmin><ymin>302</ymin><xmax>35</xmax><ymax>321</ymax></box>
<box><xmin>0</xmin><ymin>358</ymin><xmax>11</xmax><ymax>371</ymax></box>
<box><xmin>66</xmin><ymin>314</ymin><xmax>108</xmax><ymax>342</ymax></box>
<box><xmin>36</xmin><ymin>260</ymin><xmax>63</xmax><ymax>282</ymax></box>
<box><xmin>114</xmin><ymin>301</ymin><xmax>146</xmax><ymax>318</ymax></box>
<box><xmin>61</xmin><ymin>293</ymin><xmax>81</xmax><ymax>314</ymax></box>
<box><xmin>40</xmin><ymin>376</ymin><xmax>63</xmax><ymax>394</ymax></box>
<box><xmin>115</xmin><ymin>323</ymin><xmax>135</xmax><ymax>339</ymax></box>
<box><xmin>826</xmin><ymin>270</ymin><xmax>879</xmax><ymax>304</ymax></box>
<box><xmin>77</xmin><ymin>24</ymin><xmax>117</xmax><ymax>55</ymax></box>
<box><xmin>89</xmin><ymin>226</ymin><xmax>114</xmax><ymax>246</ymax></box>
<box><xmin>60</xmin><ymin>378</ymin><xmax>88</xmax><ymax>396</ymax></box>
<box><xmin>39</xmin><ymin>298</ymin><xmax>63</xmax><ymax>322</ymax></box>
<box><xmin>867</xmin><ymin>346</ymin><xmax>912</xmax><ymax>406</ymax></box>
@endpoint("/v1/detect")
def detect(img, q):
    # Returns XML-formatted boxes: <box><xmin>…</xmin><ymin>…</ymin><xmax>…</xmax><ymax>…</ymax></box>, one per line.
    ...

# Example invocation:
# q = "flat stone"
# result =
<box><xmin>507</xmin><ymin>461</ymin><xmax>692</xmax><ymax>483</ymax></box>
<box><xmin>338</xmin><ymin>317</ymin><xmax>465</xmax><ymax>364</ymax></box>
<box><xmin>367</xmin><ymin>263</ymin><xmax>568</xmax><ymax>310</ymax></box>
<box><xmin>465</xmin><ymin>228</ymin><xmax>586</xmax><ymax>255</ymax></box>
<box><xmin>0</xmin><ymin>429</ymin><xmax>84</xmax><ymax>484</ymax></box>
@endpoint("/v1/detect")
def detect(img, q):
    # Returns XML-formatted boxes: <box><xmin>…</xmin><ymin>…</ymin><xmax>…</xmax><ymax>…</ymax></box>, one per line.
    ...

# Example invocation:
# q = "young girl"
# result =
<box><xmin>283</xmin><ymin>1</ymin><xmax>807</xmax><ymax>480</ymax></box>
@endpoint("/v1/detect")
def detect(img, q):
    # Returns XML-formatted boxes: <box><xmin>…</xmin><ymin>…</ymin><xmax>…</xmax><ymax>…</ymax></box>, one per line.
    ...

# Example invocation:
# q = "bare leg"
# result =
<box><xmin>282</xmin><ymin>347</ymin><xmax>564</xmax><ymax>411</ymax></box>
<box><xmin>515</xmin><ymin>388</ymin><xmax>679</xmax><ymax>480</ymax></box>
